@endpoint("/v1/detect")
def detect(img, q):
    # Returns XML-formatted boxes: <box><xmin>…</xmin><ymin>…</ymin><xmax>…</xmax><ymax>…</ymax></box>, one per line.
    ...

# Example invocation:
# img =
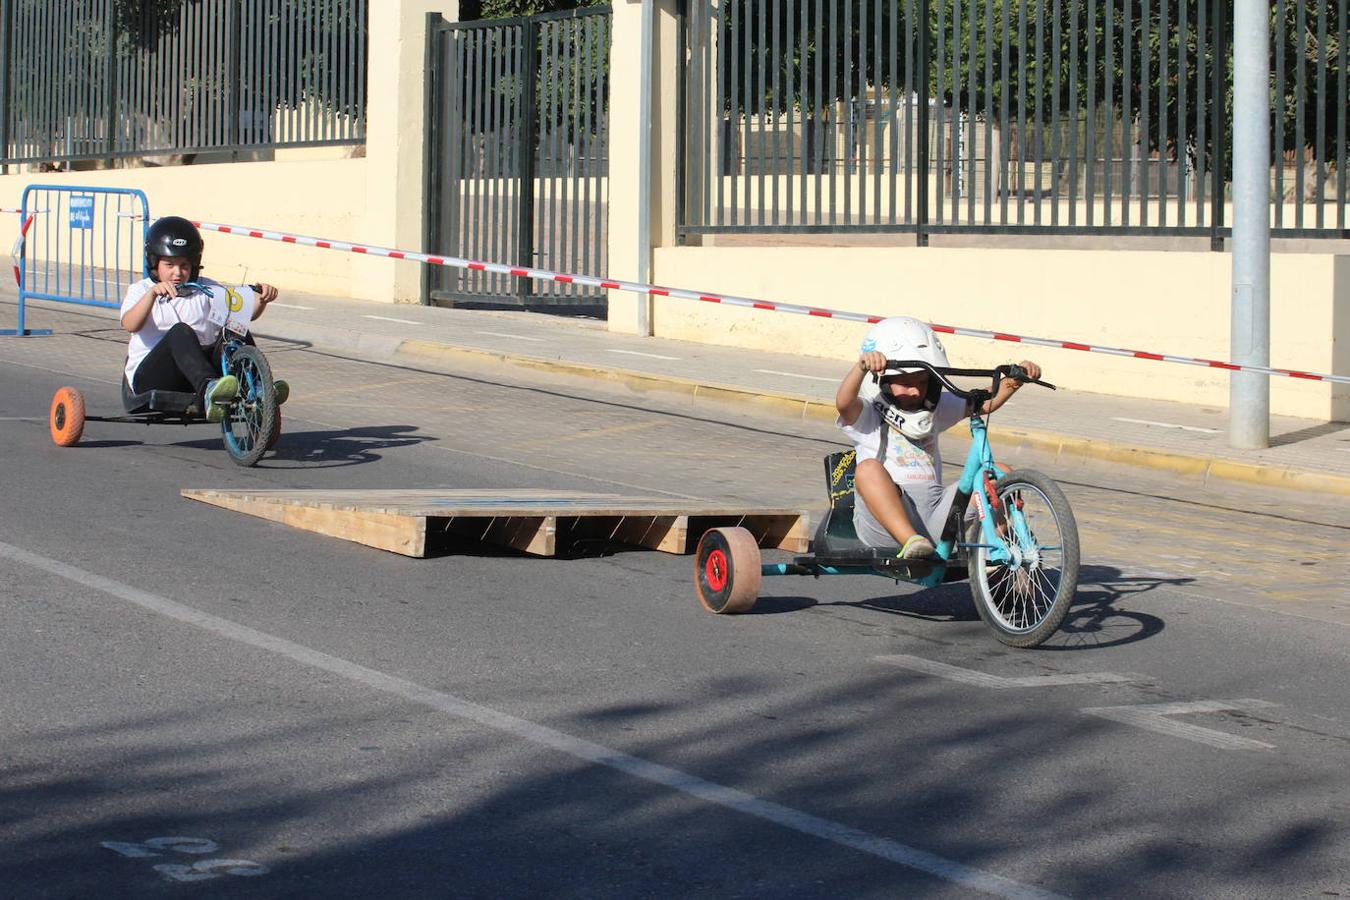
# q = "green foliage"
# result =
<box><xmin>722</xmin><ymin>0</ymin><xmax>1347</xmax><ymax>171</ymax></box>
<box><xmin>460</xmin><ymin>0</ymin><xmax>607</xmax><ymax>21</ymax></box>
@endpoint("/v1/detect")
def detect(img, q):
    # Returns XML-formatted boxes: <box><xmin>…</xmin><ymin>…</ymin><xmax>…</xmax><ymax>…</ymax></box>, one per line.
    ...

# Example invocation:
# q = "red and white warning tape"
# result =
<box><xmin>193</xmin><ymin>220</ymin><xmax>1350</xmax><ymax>386</ymax></box>
<box><xmin>10</xmin><ymin>214</ymin><xmax>35</xmax><ymax>287</ymax></box>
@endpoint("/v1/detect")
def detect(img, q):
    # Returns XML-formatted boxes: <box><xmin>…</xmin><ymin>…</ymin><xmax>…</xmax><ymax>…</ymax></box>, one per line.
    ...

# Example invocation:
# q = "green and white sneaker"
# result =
<box><xmin>202</xmin><ymin>375</ymin><xmax>239</xmax><ymax>424</ymax></box>
<box><xmin>899</xmin><ymin>534</ymin><xmax>936</xmax><ymax>560</ymax></box>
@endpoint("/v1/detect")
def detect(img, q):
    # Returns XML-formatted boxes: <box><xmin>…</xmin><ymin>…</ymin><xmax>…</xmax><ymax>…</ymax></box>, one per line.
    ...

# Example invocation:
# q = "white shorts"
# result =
<box><xmin>853</xmin><ymin>480</ymin><xmax>967</xmax><ymax>548</ymax></box>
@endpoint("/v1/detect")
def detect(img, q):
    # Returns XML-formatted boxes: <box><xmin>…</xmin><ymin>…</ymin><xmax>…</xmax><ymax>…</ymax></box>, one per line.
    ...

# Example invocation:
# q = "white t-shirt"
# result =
<box><xmin>121</xmin><ymin>276</ymin><xmax>224</xmax><ymax>385</ymax></box>
<box><xmin>837</xmin><ymin>393</ymin><xmax>968</xmax><ymax>487</ymax></box>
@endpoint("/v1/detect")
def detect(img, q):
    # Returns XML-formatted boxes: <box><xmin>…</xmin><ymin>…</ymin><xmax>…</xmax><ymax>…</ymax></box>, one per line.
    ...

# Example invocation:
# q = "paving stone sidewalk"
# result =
<box><xmin>6</xmin><ymin>289</ymin><xmax>1349</xmax><ymax>496</ymax></box>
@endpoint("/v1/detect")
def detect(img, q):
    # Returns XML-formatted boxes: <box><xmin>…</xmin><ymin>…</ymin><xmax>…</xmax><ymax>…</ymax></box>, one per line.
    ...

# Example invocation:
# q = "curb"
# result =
<box><xmin>284</xmin><ymin>328</ymin><xmax>1350</xmax><ymax>500</ymax></box>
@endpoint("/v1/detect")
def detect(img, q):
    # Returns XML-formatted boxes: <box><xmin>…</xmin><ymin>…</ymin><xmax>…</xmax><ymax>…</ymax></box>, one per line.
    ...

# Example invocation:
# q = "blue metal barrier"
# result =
<box><xmin>2</xmin><ymin>184</ymin><xmax>150</xmax><ymax>336</ymax></box>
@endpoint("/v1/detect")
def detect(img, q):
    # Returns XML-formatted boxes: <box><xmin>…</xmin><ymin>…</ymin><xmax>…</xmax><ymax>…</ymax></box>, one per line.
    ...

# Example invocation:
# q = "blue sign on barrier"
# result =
<box><xmin>1</xmin><ymin>184</ymin><xmax>151</xmax><ymax>337</ymax></box>
<box><xmin>69</xmin><ymin>196</ymin><xmax>95</xmax><ymax>229</ymax></box>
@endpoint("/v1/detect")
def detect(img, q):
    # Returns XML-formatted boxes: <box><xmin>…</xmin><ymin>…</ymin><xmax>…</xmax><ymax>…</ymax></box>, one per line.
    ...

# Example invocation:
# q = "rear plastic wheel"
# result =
<box><xmin>694</xmin><ymin>527</ymin><xmax>762</xmax><ymax>614</ymax></box>
<box><xmin>49</xmin><ymin>387</ymin><xmax>86</xmax><ymax>447</ymax></box>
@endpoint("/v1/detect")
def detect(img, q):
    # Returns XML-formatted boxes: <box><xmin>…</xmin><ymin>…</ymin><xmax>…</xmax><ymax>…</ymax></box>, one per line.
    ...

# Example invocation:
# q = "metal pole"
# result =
<box><xmin>636</xmin><ymin>0</ymin><xmax>654</xmax><ymax>336</ymax></box>
<box><xmin>519</xmin><ymin>17</ymin><xmax>539</xmax><ymax>305</ymax></box>
<box><xmin>1229</xmin><ymin>0</ymin><xmax>1270</xmax><ymax>448</ymax></box>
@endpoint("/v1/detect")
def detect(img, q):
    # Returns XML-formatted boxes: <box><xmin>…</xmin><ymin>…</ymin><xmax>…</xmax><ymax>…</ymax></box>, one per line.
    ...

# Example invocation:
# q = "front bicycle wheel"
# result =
<box><xmin>221</xmin><ymin>345</ymin><xmax>276</xmax><ymax>468</ymax></box>
<box><xmin>969</xmin><ymin>469</ymin><xmax>1079</xmax><ymax>647</ymax></box>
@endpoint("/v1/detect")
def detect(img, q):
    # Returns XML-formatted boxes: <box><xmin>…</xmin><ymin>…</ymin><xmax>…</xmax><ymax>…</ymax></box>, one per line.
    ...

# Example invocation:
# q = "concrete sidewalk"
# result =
<box><xmin>8</xmin><ymin>289</ymin><xmax>1350</xmax><ymax>496</ymax></box>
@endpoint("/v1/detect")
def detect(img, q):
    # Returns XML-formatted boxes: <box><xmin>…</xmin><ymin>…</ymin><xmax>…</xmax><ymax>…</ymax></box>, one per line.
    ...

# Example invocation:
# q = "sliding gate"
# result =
<box><xmin>424</xmin><ymin>8</ymin><xmax>611</xmax><ymax>313</ymax></box>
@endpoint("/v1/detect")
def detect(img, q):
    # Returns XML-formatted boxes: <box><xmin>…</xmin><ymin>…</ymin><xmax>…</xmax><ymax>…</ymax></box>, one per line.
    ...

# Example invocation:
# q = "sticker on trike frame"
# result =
<box><xmin>199</xmin><ymin>283</ymin><xmax>256</xmax><ymax>338</ymax></box>
<box><xmin>100</xmin><ymin>836</ymin><xmax>269</xmax><ymax>883</ymax></box>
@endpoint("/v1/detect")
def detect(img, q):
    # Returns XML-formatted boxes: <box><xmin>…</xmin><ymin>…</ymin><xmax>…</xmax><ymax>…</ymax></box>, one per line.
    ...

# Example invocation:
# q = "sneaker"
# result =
<box><xmin>899</xmin><ymin>534</ymin><xmax>936</xmax><ymax>560</ymax></box>
<box><xmin>202</xmin><ymin>375</ymin><xmax>239</xmax><ymax>424</ymax></box>
<box><xmin>273</xmin><ymin>379</ymin><xmax>289</xmax><ymax>405</ymax></box>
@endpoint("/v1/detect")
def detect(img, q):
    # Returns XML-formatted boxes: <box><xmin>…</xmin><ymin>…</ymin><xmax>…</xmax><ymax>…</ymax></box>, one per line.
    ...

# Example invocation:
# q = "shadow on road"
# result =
<box><xmin>174</xmin><ymin>424</ymin><xmax>434</xmax><ymax>468</ymax></box>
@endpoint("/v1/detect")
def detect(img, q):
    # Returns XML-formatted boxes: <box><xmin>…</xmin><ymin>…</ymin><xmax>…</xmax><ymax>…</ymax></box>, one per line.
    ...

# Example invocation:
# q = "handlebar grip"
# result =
<box><xmin>1005</xmin><ymin>364</ymin><xmax>1056</xmax><ymax>390</ymax></box>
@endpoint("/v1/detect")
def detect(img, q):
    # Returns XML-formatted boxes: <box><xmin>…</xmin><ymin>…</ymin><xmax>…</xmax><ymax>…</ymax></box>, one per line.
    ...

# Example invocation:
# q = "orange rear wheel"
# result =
<box><xmin>49</xmin><ymin>387</ymin><xmax>86</xmax><ymax>447</ymax></box>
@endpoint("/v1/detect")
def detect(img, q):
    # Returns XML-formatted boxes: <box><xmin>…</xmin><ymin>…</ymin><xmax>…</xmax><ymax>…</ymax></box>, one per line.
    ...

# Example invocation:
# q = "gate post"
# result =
<box><xmin>356</xmin><ymin>0</ymin><xmax>460</xmax><ymax>306</ymax></box>
<box><xmin>517</xmin><ymin>16</ymin><xmax>539</xmax><ymax>304</ymax></box>
<box><xmin>608</xmin><ymin>0</ymin><xmax>680</xmax><ymax>334</ymax></box>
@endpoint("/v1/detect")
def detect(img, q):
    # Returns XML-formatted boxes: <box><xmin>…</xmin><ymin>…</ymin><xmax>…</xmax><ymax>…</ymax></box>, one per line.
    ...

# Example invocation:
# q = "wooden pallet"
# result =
<box><xmin>181</xmin><ymin>488</ymin><xmax>811</xmax><ymax>559</ymax></box>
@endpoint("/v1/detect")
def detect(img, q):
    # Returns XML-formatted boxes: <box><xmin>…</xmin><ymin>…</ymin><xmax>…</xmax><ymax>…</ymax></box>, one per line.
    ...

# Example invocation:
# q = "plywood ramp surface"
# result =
<box><xmin>182</xmin><ymin>489</ymin><xmax>811</xmax><ymax>559</ymax></box>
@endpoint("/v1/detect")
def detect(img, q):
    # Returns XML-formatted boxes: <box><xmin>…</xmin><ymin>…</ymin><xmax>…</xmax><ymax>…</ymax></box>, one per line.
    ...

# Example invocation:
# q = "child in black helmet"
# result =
<box><xmin>120</xmin><ymin>216</ymin><xmax>289</xmax><ymax>422</ymax></box>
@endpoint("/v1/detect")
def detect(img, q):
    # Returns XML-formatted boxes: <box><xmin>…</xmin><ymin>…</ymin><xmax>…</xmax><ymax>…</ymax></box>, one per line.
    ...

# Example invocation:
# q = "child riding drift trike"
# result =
<box><xmin>694</xmin><ymin>350</ymin><xmax>1080</xmax><ymax>648</ymax></box>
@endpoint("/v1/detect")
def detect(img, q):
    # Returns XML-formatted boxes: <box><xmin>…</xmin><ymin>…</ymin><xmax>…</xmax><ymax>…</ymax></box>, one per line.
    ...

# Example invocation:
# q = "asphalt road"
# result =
<box><xmin>1</xmin><ymin>321</ymin><xmax>1347</xmax><ymax>899</ymax></box>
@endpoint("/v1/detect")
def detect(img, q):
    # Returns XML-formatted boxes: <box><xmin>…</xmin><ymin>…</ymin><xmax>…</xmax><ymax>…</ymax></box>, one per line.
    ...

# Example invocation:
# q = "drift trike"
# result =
<box><xmin>694</xmin><ymin>362</ymin><xmax>1080</xmax><ymax>648</ymax></box>
<box><xmin>48</xmin><ymin>283</ymin><xmax>281</xmax><ymax>467</ymax></box>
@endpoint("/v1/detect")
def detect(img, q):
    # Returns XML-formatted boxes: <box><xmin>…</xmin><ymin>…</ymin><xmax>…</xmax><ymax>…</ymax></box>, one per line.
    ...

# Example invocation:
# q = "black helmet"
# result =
<box><xmin>144</xmin><ymin>216</ymin><xmax>204</xmax><ymax>279</ymax></box>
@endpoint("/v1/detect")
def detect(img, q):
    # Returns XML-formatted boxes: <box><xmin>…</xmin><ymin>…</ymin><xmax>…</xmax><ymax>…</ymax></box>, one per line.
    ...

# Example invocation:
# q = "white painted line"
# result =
<box><xmin>3</xmin><ymin>539</ymin><xmax>1061</xmax><ymax>900</ymax></box>
<box><xmin>875</xmin><ymin>655</ymin><xmax>1139</xmax><ymax>689</ymax></box>
<box><xmin>1112</xmin><ymin>417</ymin><xmax>1221</xmax><ymax>434</ymax></box>
<box><xmin>0</xmin><ymin>417</ymin><xmax>43</xmax><ymax>422</ymax></box>
<box><xmin>605</xmin><ymin>349</ymin><xmax>681</xmax><ymax>361</ymax></box>
<box><xmin>363</xmin><ymin>314</ymin><xmax>422</xmax><ymax>325</ymax></box>
<box><xmin>476</xmin><ymin>330</ymin><xmax>546</xmax><ymax>342</ymax></box>
<box><xmin>754</xmin><ymin>369</ymin><xmax>838</xmax><ymax>383</ymax></box>
<box><xmin>1082</xmin><ymin>700</ymin><xmax>1278</xmax><ymax>751</ymax></box>
<box><xmin>268</xmin><ymin>303</ymin><xmax>314</xmax><ymax>310</ymax></box>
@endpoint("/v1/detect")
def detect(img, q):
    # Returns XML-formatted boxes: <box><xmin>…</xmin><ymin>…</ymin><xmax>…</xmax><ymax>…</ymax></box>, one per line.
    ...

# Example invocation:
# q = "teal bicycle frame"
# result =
<box><xmin>759</xmin><ymin>406</ymin><xmax>1024</xmax><ymax>589</ymax></box>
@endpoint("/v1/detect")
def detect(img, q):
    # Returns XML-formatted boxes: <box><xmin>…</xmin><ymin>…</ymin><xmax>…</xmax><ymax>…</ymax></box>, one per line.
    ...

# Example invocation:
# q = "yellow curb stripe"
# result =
<box><xmin>392</xmin><ymin>340</ymin><xmax>1350</xmax><ymax>499</ymax></box>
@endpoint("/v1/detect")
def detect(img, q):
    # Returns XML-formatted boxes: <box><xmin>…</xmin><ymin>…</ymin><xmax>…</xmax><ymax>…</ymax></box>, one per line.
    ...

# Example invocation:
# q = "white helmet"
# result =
<box><xmin>858</xmin><ymin>317</ymin><xmax>949</xmax><ymax>440</ymax></box>
<box><xmin>859</xmin><ymin>316</ymin><xmax>949</xmax><ymax>372</ymax></box>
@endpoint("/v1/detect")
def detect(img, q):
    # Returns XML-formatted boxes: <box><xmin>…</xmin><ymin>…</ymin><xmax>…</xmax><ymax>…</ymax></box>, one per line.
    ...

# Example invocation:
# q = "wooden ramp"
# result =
<box><xmin>181</xmin><ymin>488</ymin><xmax>810</xmax><ymax>559</ymax></box>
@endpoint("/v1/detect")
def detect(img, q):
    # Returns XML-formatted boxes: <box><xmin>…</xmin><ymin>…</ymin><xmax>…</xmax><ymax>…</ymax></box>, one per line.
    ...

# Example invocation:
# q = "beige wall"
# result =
<box><xmin>0</xmin><ymin>158</ymin><xmax>367</xmax><ymax>295</ymax></box>
<box><xmin>645</xmin><ymin>244</ymin><xmax>1349</xmax><ymax>421</ymax></box>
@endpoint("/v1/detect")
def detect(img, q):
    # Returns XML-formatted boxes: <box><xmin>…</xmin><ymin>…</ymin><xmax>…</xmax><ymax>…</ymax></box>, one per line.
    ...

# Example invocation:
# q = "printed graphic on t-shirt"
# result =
<box><xmin>888</xmin><ymin>432</ymin><xmax>938</xmax><ymax>482</ymax></box>
<box><xmin>836</xmin><ymin>393</ymin><xmax>966</xmax><ymax>488</ymax></box>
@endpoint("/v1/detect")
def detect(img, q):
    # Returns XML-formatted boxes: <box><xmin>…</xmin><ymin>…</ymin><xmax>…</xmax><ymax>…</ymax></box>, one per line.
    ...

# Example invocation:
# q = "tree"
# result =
<box><xmin>721</xmin><ymin>0</ymin><xmax>1346</xmax><ymax>178</ymax></box>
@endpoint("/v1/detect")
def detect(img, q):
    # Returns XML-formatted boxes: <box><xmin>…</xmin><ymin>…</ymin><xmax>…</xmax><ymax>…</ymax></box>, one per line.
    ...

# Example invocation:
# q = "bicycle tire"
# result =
<box><xmin>221</xmin><ymin>345</ymin><xmax>276</xmax><ymax>468</ymax></box>
<box><xmin>969</xmin><ymin>469</ymin><xmax>1080</xmax><ymax>647</ymax></box>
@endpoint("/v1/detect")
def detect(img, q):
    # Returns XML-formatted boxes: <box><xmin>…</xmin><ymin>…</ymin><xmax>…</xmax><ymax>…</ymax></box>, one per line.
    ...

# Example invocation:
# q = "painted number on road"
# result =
<box><xmin>101</xmin><ymin>836</ymin><xmax>269</xmax><ymax>882</ymax></box>
<box><xmin>154</xmin><ymin>859</ymin><xmax>269</xmax><ymax>882</ymax></box>
<box><xmin>101</xmin><ymin>837</ymin><xmax>219</xmax><ymax>857</ymax></box>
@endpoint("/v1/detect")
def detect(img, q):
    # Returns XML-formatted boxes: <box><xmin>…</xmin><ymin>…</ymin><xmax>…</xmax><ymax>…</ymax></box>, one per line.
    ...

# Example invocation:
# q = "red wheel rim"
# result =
<box><xmin>704</xmin><ymin>549</ymin><xmax>729</xmax><ymax>592</ymax></box>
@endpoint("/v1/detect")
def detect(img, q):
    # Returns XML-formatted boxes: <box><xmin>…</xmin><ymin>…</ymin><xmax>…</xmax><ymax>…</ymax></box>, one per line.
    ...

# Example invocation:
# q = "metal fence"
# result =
<box><xmin>0</xmin><ymin>0</ymin><xmax>367</xmax><ymax>165</ymax></box>
<box><xmin>2</xmin><ymin>184</ymin><xmax>149</xmax><ymax>335</ymax></box>
<box><xmin>679</xmin><ymin>0</ymin><xmax>1348</xmax><ymax>242</ymax></box>
<box><xmin>425</xmin><ymin>8</ymin><xmax>610</xmax><ymax>311</ymax></box>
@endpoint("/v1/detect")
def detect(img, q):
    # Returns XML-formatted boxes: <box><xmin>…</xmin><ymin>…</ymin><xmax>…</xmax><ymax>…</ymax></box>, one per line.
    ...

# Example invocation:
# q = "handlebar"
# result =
<box><xmin>174</xmin><ymin>281</ymin><xmax>263</xmax><ymax>297</ymax></box>
<box><xmin>880</xmin><ymin>359</ymin><xmax>1057</xmax><ymax>399</ymax></box>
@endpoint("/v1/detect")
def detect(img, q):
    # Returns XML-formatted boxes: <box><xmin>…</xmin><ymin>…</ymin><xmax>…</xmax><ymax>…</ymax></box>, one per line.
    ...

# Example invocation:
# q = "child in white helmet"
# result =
<box><xmin>834</xmin><ymin>316</ymin><xmax>1041</xmax><ymax>559</ymax></box>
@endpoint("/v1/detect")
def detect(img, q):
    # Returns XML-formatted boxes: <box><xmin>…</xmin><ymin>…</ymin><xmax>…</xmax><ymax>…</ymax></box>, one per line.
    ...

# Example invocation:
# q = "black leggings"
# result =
<box><xmin>131</xmin><ymin>322</ymin><xmax>256</xmax><ymax>399</ymax></box>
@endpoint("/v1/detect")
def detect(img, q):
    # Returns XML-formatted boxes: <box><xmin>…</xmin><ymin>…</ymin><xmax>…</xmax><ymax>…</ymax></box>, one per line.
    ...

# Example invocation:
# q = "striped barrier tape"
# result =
<box><xmin>192</xmin><ymin>220</ymin><xmax>1350</xmax><ymax>387</ymax></box>
<box><xmin>10</xmin><ymin>214</ymin><xmax>35</xmax><ymax>287</ymax></box>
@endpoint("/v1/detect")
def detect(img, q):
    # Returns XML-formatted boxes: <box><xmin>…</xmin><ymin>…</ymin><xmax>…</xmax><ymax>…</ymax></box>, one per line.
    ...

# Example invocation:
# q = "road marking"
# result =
<box><xmin>874</xmin><ymin>655</ymin><xmax>1139</xmax><ymax>689</ymax></box>
<box><xmin>605</xmin><ymin>349</ymin><xmax>681</xmax><ymax>360</ymax></box>
<box><xmin>362</xmin><ymin>315</ymin><xmax>422</xmax><ymax>325</ymax></box>
<box><xmin>268</xmin><ymin>303</ymin><xmax>314</xmax><ymax>310</ymax></box>
<box><xmin>3</xmin><ymin>540</ymin><xmax>1061</xmax><ymax>900</ymax></box>
<box><xmin>476</xmin><ymin>330</ymin><xmax>546</xmax><ymax>342</ymax></box>
<box><xmin>754</xmin><ymin>369</ymin><xmax>837</xmax><ymax>383</ymax></box>
<box><xmin>0</xmin><ymin>416</ymin><xmax>43</xmax><ymax>422</ymax></box>
<box><xmin>1112</xmin><ymin>417</ymin><xmax>1221</xmax><ymax>434</ymax></box>
<box><xmin>1082</xmin><ymin>700</ymin><xmax>1278</xmax><ymax>751</ymax></box>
